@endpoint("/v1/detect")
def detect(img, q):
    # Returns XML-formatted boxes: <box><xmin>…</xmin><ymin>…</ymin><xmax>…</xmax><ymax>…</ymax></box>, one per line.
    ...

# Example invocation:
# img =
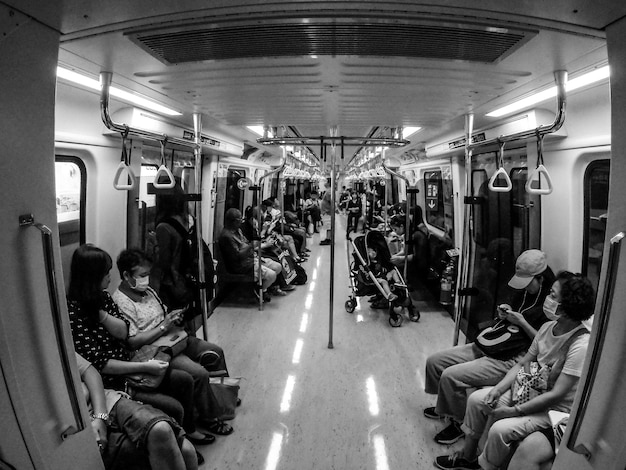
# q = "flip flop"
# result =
<box><xmin>206</xmin><ymin>419</ymin><xmax>234</xmax><ymax>436</ymax></box>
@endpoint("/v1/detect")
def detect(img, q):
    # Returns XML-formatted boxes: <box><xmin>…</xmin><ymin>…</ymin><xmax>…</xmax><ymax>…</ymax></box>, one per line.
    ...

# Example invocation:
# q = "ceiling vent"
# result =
<box><xmin>128</xmin><ymin>19</ymin><xmax>535</xmax><ymax>65</ymax></box>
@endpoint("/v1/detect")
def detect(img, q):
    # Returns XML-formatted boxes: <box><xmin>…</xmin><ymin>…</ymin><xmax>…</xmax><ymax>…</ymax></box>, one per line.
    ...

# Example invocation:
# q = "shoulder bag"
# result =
<box><xmin>475</xmin><ymin>319</ymin><xmax>530</xmax><ymax>360</ymax></box>
<box><xmin>126</xmin><ymin>344</ymin><xmax>171</xmax><ymax>391</ymax></box>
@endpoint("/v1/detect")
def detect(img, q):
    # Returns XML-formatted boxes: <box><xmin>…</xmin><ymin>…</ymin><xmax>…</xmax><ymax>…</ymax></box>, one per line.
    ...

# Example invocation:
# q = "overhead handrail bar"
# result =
<box><xmin>153</xmin><ymin>139</ymin><xmax>176</xmax><ymax>189</ymax></box>
<box><xmin>488</xmin><ymin>140</ymin><xmax>513</xmax><ymax>192</ymax></box>
<box><xmin>258</xmin><ymin>136</ymin><xmax>409</xmax><ymax>147</ymax></box>
<box><xmin>525</xmin><ymin>131</ymin><xmax>553</xmax><ymax>195</ymax></box>
<box><xmin>256</xmin><ymin>148</ymin><xmax>287</xmax><ymax>310</ymax></box>
<box><xmin>100</xmin><ymin>72</ymin><xmax>198</xmax><ymax>150</ymax></box>
<box><xmin>113</xmin><ymin>128</ymin><xmax>137</xmax><ymax>190</ymax></box>
<box><xmin>468</xmin><ymin>70</ymin><xmax>567</xmax><ymax>152</ymax></box>
<box><xmin>382</xmin><ymin>155</ymin><xmax>411</xmax><ymax>283</ymax></box>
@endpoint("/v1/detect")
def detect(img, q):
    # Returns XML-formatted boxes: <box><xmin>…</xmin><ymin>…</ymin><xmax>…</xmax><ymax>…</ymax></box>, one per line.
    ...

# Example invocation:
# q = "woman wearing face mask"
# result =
<box><xmin>435</xmin><ymin>273</ymin><xmax>595</xmax><ymax>470</ymax></box>
<box><xmin>112</xmin><ymin>248</ymin><xmax>236</xmax><ymax>439</ymax></box>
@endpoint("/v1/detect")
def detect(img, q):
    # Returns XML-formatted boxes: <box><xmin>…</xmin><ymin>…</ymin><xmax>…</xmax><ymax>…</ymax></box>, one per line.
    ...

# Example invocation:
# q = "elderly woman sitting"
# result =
<box><xmin>434</xmin><ymin>273</ymin><xmax>595</xmax><ymax>470</ymax></box>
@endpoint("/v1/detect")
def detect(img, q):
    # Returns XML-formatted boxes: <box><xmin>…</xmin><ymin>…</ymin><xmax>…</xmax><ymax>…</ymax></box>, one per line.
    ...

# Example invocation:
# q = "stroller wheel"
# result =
<box><xmin>345</xmin><ymin>299</ymin><xmax>356</xmax><ymax>313</ymax></box>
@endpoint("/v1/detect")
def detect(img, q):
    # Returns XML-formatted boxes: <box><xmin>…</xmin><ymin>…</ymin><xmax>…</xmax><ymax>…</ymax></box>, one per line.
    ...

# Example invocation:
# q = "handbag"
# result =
<box><xmin>209</xmin><ymin>377</ymin><xmax>241</xmax><ymax>420</ymax></box>
<box><xmin>511</xmin><ymin>361</ymin><xmax>549</xmax><ymax>404</ymax></box>
<box><xmin>475</xmin><ymin>320</ymin><xmax>530</xmax><ymax>360</ymax></box>
<box><xmin>150</xmin><ymin>327</ymin><xmax>188</xmax><ymax>357</ymax></box>
<box><xmin>126</xmin><ymin>344</ymin><xmax>171</xmax><ymax>391</ymax></box>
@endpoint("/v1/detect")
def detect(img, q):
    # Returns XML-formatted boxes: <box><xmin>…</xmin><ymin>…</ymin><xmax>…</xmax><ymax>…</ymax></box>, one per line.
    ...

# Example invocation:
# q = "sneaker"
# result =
<box><xmin>434</xmin><ymin>421</ymin><xmax>464</xmax><ymax>445</ymax></box>
<box><xmin>434</xmin><ymin>453</ymin><xmax>479</xmax><ymax>470</ymax></box>
<box><xmin>423</xmin><ymin>406</ymin><xmax>443</xmax><ymax>419</ymax></box>
<box><xmin>282</xmin><ymin>285</ymin><xmax>296</xmax><ymax>291</ymax></box>
<box><xmin>273</xmin><ymin>288</ymin><xmax>287</xmax><ymax>296</ymax></box>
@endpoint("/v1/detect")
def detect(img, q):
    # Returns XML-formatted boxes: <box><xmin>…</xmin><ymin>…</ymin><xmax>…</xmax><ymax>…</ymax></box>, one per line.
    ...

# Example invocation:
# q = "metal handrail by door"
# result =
<box><xmin>566</xmin><ymin>231</ymin><xmax>624</xmax><ymax>460</ymax></box>
<box><xmin>19</xmin><ymin>214</ymin><xmax>85</xmax><ymax>440</ymax></box>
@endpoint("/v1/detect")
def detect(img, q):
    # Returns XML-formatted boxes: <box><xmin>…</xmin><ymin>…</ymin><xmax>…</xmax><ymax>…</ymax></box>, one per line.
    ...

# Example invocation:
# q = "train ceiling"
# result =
<box><xmin>9</xmin><ymin>1</ymin><xmax>626</xmax><ymax>167</ymax></box>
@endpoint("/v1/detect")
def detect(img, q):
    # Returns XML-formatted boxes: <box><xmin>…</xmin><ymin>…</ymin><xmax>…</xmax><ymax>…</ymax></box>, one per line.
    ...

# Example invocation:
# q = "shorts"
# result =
<box><xmin>109</xmin><ymin>397</ymin><xmax>184</xmax><ymax>449</ymax></box>
<box><xmin>537</xmin><ymin>426</ymin><xmax>556</xmax><ymax>451</ymax></box>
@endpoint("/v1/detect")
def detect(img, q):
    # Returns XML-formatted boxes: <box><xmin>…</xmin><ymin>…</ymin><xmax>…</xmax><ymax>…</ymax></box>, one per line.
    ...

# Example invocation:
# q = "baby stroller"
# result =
<box><xmin>345</xmin><ymin>230</ymin><xmax>420</xmax><ymax>327</ymax></box>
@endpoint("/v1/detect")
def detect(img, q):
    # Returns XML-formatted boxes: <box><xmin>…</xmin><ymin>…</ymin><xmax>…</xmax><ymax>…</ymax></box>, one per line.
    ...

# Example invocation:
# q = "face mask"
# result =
<box><xmin>131</xmin><ymin>275</ymin><xmax>150</xmax><ymax>292</ymax></box>
<box><xmin>543</xmin><ymin>296</ymin><xmax>560</xmax><ymax>320</ymax></box>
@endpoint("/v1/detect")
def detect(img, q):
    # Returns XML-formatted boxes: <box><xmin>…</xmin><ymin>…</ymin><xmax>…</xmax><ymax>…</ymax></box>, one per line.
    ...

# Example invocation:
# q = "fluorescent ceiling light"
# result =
<box><xmin>247</xmin><ymin>125</ymin><xmax>265</xmax><ymax>136</ymax></box>
<box><xmin>487</xmin><ymin>66</ymin><xmax>610</xmax><ymax>118</ymax></box>
<box><xmin>56</xmin><ymin>66</ymin><xmax>182</xmax><ymax>116</ymax></box>
<box><xmin>403</xmin><ymin>126</ymin><xmax>421</xmax><ymax>138</ymax></box>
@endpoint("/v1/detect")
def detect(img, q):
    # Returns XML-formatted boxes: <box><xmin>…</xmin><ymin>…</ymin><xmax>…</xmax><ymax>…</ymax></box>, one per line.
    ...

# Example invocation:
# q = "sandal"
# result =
<box><xmin>206</xmin><ymin>419</ymin><xmax>234</xmax><ymax>436</ymax></box>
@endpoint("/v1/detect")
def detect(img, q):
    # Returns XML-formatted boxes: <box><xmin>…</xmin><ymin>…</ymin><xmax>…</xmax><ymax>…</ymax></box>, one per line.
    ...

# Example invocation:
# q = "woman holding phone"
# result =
<box><xmin>112</xmin><ymin>248</ymin><xmax>235</xmax><ymax>438</ymax></box>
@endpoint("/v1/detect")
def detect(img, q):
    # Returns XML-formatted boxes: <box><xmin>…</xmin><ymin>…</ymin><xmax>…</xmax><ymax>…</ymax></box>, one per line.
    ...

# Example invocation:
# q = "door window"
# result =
<box><xmin>583</xmin><ymin>160</ymin><xmax>610</xmax><ymax>291</ymax></box>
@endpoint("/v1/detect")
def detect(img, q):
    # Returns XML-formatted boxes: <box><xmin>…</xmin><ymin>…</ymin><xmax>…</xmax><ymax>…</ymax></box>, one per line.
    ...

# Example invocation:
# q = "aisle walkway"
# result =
<box><xmin>199</xmin><ymin>218</ymin><xmax>461</xmax><ymax>469</ymax></box>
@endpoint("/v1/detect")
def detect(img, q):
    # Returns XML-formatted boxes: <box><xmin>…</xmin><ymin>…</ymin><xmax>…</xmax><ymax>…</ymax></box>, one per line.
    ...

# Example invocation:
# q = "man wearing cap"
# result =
<box><xmin>423</xmin><ymin>249</ymin><xmax>555</xmax><ymax>446</ymax></box>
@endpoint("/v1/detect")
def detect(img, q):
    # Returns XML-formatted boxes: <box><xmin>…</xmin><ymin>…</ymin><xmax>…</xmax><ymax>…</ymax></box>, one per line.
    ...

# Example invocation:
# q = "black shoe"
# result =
<box><xmin>319</xmin><ymin>239</ymin><xmax>331</xmax><ymax>245</ymax></box>
<box><xmin>282</xmin><ymin>285</ymin><xmax>296</xmax><ymax>291</ymax></box>
<box><xmin>434</xmin><ymin>421</ymin><xmax>464</xmax><ymax>445</ymax></box>
<box><xmin>187</xmin><ymin>433</ymin><xmax>216</xmax><ymax>445</ymax></box>
<box><xmin>371</xmin><ymin>299</ymin><xmax>389</xmax><ymax>309</ymax></box>
<box><xmin>434</xmin><ymin>454</ymin><xmax>479</xmax><ymax>470</ymax></box>
<box><xmin>196</xmin><ymin>450</ymin><xmax>205</xmax><ymax>465</ymax></box>
<box><xmin>424</xmin><ymin>406</ymin><xmax>443</xmax><ymax>420</ymax></box>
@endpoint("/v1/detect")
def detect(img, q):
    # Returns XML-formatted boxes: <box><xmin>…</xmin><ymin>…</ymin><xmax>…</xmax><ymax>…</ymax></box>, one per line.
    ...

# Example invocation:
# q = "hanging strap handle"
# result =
<box><xmin>113</xmin><ymin>128</ymin><xmax>137</xmax><ymax>190</ymax></box>
<box><xmin>488</xmin><ymin>140</ymin><xmax>512</xmax><ymax>192</ymax></box>
<box><xmin>153</xmin><ymin>138</ymin><xmax>176</xmax><ymax>189</ymax></box>
<box><xmin>526</xmin><ymin>132</ymin><xmax>553</xmax><ymax>195</ymax></box>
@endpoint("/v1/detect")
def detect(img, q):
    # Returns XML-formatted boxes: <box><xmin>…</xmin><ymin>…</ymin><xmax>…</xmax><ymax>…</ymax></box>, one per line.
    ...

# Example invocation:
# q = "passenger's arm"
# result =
<box><xmin>505</xmin><ymin>310</ymin><xmax>538</xmax><ymax>339</ymax></box>
<box><xmin>490</xmin><ymin>372</ymin><xmax>578</xmax><ymax>421</ymax></box>
<box><xmin>101</xmin><ymin>358</ymin><xmax>168</xmax><ymax>376</ymax></box>
<box><xmin>484</xmin><ymin>352</ymin><xmax>534</xmax><ymax>407</ymax></box>
<box><xmin>126</xmin><ymin>309</ymin><xmax>183</xmax><ymax>349</ymax></box>
<box><xmin>80</xmin><ymin>363</ymin><xmax>109</xmax><ymax>450</ymax></box>
<box><xmin>99</xmin><ymin>309</ymin><xmax>128</xmax><ymax>340</ymax></box>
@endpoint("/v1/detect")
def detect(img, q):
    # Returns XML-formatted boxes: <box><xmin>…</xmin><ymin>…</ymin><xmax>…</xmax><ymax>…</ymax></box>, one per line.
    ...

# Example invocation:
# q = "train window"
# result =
<box><xmin>583</xmin><ymin>160</ymin><xmax>610</xmax><ymax>291</ymax></box>
<box><xmin>137</xmin><ymin>165</ymin><xmax>158</xmax><ymax>251</ymax></box>
<box><xmin>471</xmin><ymin>169</ymin><xmax>489</xmax><ymax>246</ymax></box>
<box><xmin>225</xmin><ymin>168</ymin><xmax>246</xmax><ymax>214</ymax></box>
<box><xmin>55</xmin><ymin>157</ymin><xmax>85</xmax><ymax>247</ymax></box>
<box><xmin>424</xmin><ymin>169</ymin><xmax>454</xmax><ymax>238</ymax></box>
<box><xmin>510</xmin><ymin>167</ymin><xmax>540</xmax><ymax>255</ymax></box>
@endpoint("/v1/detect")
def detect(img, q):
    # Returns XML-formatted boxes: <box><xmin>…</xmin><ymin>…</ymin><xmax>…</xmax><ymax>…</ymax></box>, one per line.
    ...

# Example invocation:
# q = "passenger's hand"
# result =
<box><xmin>484</xmin><ymin>388</ymin><xmax>502</xmax><ymax>408</ymax></box>
<box><xmin>504</xmin><ymin>310</ymin><xmax>524</xmax><ymax>325</ymax></box>
<box><xmin>497</xmin><ymin>303</ymin><xmax>512</xmax><ymax>320</ymax></box>
<box><xmin>143</xmin><ymin>359</ymin><xmax>169</xmax><ymax>374</ymax></box>
<box><xmin>90</xmin><ymin>419</ymin><xmax>108</xmax><ymax>453</ymax></box>
<box><xmin>490</xmin><ymin>405</ymin><xmax>517</xmax><ymax>421</ymax></box>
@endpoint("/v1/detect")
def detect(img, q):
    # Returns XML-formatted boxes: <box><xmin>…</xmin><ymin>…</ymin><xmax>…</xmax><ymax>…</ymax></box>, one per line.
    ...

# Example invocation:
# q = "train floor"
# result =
<box><xmin>197</xmin><ymin>216</ymin><xmax>463</xmax><ymax>470</ymax></box>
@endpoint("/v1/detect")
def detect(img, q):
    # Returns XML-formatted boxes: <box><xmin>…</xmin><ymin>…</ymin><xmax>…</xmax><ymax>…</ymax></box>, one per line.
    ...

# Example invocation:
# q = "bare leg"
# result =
<box><xmin>181</xmin><ymin>438</ymin><xmax>199</xmax><ymax>470</ymax></box>
<box><xmin>146</xmin><ymin>421</ymin><xmax>190</xmax><ymax>470</ymax></box>
<box><xmin>507</xmin><ymin>432</ymin><xmax>554</xmax><ymax>470</ymax></box>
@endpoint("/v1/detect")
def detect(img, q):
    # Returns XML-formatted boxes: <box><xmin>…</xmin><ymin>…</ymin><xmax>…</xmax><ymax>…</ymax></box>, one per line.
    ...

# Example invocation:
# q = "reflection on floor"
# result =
<box><xmin>197</xmin><ymin>219</ymin><xmax>461</xmax><ymax>470</ymax></box>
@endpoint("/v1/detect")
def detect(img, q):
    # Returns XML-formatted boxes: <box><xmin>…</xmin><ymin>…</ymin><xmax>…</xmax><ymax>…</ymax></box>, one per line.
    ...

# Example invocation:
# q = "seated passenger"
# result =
<box><xmin>218</xmin><ymin>208</ymin><xmax>282</xmax><ymax>301</ymax></box>
<box><xmin>424</xmin><ymin>250</ymin><xmax>555</xmax><ymax>446</ymax></box>
<box><xmin>67</xmin><ymin>244</ymin><xmax>214</xmax><ymax>449</ymax></box>
<box><xmin>75</xmin><ymin>352</ymin><xmax>197</xmax><ymax>470</ymax></box>
<box><xmin>434</xmin><ymin>274</ymin><xmax>594</xmax><ymax>470</ymax></box>
<box><xmin>112</xmin><ymin>248</ymin><xmax>235</xmax><ymax>437</ymax></box>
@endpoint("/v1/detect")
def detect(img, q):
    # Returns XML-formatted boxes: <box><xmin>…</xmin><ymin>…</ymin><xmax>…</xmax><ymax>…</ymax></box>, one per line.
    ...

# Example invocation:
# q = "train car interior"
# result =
<box><xmin>2</xmin><ymin>1</ymin><xmax>626</xmax><ymax>469</ymax></box>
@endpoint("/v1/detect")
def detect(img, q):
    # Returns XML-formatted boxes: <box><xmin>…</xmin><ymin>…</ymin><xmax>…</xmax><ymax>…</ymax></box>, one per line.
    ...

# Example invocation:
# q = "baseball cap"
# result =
<box><xmin>508</xmin><ymin>249</ymin><xmax>548</xmax><ymax>289</ymax></box>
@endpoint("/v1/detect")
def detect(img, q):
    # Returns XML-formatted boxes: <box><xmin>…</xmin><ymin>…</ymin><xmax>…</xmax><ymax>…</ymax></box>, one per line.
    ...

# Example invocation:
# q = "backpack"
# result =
<box><xmin>292</xmin><ymin>264</ymin><xmax>308</xmax><ymax>285</ymax></box>
<box><xmin>161</xmin><ymin>218</ymin><xmax>215</xmax><ymax>303</ymax></box>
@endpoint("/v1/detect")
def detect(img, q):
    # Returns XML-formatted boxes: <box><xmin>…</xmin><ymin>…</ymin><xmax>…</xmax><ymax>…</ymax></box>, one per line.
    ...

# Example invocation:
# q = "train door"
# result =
<box><xmin>213</xmin><ymin>165</ymin><xmax>249</xmax><ymax>240</ymax></box>
<box><xmin>461</xmin><ymin>149</ymin><xmax>538</xmax><ymax>340</ymax></box>
<box><xmin>582</xmin><ymin>160</ymin><xmax>609</xmax><ymax>292</ymax></box>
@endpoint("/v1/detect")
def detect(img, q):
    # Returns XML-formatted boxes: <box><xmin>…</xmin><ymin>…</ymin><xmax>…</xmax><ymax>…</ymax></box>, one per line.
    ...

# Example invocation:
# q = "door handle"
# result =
<box><xmin>566</xmin><ymin>231</ymin><xmax>625</xmax><ymax>459</ymax></box>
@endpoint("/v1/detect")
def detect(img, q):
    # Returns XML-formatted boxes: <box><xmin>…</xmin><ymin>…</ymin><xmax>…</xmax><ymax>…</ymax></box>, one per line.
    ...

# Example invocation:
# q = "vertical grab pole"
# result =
<box><xmin>328</xmin><ymin>127</ymin><xmax>337</xmax><ymax>349</ymax></box>
<box><xmin>453</xmin><ymin>114</ymin><xmax>474</xmax><ymax>345</ymax></box>
<box><xmin>192</xmin><ymin>113</ymin><xmax>209</xmax><ymax>341</ymax></box>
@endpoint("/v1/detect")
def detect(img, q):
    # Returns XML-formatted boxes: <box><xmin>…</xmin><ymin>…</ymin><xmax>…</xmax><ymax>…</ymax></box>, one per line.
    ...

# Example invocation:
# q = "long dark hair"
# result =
<box><xmin>67</xmin><ymin>244</ymin><xmax>112</xmax><ymax>322</ymax></box>
<box><xmin>155</xmin><ymin>180</ymin><xmax>187</xmax><ymax>225</ymax></box>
